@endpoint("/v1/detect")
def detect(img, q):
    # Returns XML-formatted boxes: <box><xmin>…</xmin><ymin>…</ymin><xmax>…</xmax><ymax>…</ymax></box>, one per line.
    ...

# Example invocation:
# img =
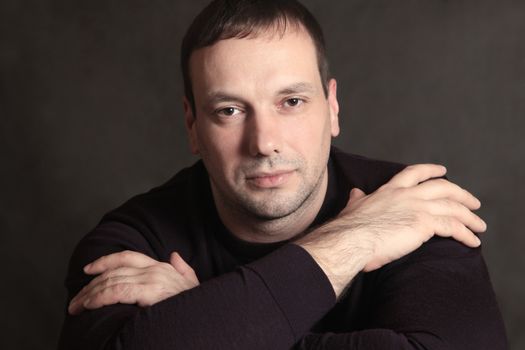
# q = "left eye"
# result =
<box><xmin>284</xmin><ymin>98</ymin><xmax>303</xmax><ymax>107</ymax></box>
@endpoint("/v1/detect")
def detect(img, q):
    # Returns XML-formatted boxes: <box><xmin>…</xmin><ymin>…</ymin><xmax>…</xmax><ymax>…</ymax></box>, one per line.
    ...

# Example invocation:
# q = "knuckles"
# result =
<box><xmin>109</xmin><ymin>282</ymin><xmax>132</xmax><ymax>297</ymax></box>
<box><xmin>119</xmin><ymin>250</ymin><xmax>137</xmax><ymax>263</ymax></box>
<box><xmin>73</xmin><ymin>252</ymin><xmax>196</xmax><ymax>312</ymax></box>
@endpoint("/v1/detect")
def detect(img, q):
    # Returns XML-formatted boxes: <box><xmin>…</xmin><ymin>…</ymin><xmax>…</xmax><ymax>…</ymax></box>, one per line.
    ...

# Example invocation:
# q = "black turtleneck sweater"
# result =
<box><xmin>58</xmin><ymin>147</ymin><xmax>507</xmax><ymax>349</ymax></box>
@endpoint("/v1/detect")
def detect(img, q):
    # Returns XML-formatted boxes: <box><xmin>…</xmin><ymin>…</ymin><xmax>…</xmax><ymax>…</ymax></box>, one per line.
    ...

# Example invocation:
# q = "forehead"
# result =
<box><xmin>189</xmin><ymin>26</ymin><xmax>321</xmax><ymax>99</ymax></box>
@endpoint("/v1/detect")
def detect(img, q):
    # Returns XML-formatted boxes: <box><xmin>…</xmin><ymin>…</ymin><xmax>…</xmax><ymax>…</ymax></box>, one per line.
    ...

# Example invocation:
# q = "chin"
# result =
<box><xmin>239</xmin><ymin>193</ymin><xmax>308</xmax><ymax>221</ymax></box>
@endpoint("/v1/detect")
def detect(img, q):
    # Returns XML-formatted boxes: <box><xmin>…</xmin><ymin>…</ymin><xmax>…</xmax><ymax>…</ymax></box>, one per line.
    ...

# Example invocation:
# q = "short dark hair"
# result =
<box><xmin>181</xmin><ymin>0</ymin><xmax>330</xmax><ymax>115</ymax></box>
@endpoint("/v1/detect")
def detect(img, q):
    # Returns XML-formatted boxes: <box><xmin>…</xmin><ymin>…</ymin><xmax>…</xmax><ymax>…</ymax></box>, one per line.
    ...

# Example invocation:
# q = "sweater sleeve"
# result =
<box><xmin>295</xmin><ymin>238</ymin><xmax>508</xmax><ymax>350</ymax></box>
<box><xmin>58</xmin><ymin>222</ymin><xmax>336</xmax><ymax>350</ymax></box>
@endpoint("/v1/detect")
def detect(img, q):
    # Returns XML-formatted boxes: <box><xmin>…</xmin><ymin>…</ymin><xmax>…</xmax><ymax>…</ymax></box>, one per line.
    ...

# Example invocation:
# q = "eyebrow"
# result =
<box><xmin>276</xmin><ymin>82</ymin><xmax>317</xmax><ymax>96</ymax></box>
<box><xmin>206</xmin><ymin>92</ymin><xmax>245</xmax><ymax>105</ymax></box>
<box><xmin>203</xmin><ymin>82</ymin><xmax>318</xmax><ymax>107</ymax></box>
<box><xmin>201</xmin><ymin>93</ymin><xmax>247</xmax><ymax>113</ymax></box>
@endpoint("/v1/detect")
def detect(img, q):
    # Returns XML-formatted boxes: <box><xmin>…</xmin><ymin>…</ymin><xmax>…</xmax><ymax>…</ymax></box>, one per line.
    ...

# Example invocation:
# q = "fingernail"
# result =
<box><xmin>475</xmin><ymin>236</ymin><xmax>481</xmax><ymax>246</ymax></box>
<box><xmin>83</xmin><ymin>264</ymin><xmax>91</xmax><ymax>273</ymax></box>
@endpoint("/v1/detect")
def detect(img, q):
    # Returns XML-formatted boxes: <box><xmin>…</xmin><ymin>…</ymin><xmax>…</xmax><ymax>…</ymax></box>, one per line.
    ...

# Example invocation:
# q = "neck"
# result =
<box><xmin>212</xmin><ymin>168</ymin><xmax>329</xmax><ymax>244</ymax></box>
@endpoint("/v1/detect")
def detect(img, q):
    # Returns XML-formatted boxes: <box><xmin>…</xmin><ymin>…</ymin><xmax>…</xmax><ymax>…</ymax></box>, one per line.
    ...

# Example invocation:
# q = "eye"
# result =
<box><xmin>283</xmin><ymin>98</ymin><xmax>304</xmax><ymax>108</ymax></box>
<box><xmin>282</xmin><ymin>97</ymin><xmax>306</xmax><ymax>109</ymax></box>
<box><xmin>216</xmin><ymin>106</ymin><xmax>242</xmax><ymax>118</ymax></box>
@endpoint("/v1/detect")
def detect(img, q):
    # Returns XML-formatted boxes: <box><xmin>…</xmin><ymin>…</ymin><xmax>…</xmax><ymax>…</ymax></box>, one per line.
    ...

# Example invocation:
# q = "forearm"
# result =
<box><xmin>296</xmin><ymin>239</ymin><xmax>508</xmax><ymax>350</ymax></box>
<box><xmin>59</xmin><ymin>245</ymin><xmax>336</xmax><ymax>350</ymax></box>
<box><xmin>296</xmin><ymin>220</ymin><xmax>372</xmax><ymax>297</ymax></box>
<box><xmin>297</xmin><ymin>169</ymin><xmax>486</xmax><ymax>299</ymax></box>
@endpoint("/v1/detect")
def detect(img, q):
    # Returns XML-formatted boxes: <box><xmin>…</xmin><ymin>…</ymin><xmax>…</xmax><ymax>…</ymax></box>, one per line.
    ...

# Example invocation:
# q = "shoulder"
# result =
<box><xmin>330</xmin><ymin>147</ymin><xmax>407</xmax><ymax>194</ymax></box>
<box><xmin>380</xmin><ymin>237</ymin><xmax>486</xmax><ymax>279</ymax></box>
<box><xmin>65</xmin><ymin>161</ymin><xmax>211</xmax><ymax>294</ymax></box>
<box><xmin>101</xmin><ymin>159</ymin><xmax>210</xmax><ymax>229</ymax></box>
<box><xmin>118</xmin><ymin>159</ymin><xmax>209</xmax><ymax>217</ymax></box>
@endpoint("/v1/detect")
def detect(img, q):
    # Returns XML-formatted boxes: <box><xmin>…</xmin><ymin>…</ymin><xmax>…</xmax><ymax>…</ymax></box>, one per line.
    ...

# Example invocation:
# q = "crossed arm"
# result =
<box><xmin>68</xmin><ymin>251</ymin><xmax>199</xmax><ymax>314</ymax></box>
<box><xmin>61</xmin><ymin>164</ymin><xmax>506</xmax><ymax>349</ymax></box>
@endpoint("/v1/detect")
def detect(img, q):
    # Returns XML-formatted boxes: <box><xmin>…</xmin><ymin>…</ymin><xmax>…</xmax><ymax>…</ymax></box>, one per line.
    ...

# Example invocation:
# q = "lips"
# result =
<box><xmin>246</xmin><ymin>170</ymin><xmax>295</xmax><ymax>188</ymax></box>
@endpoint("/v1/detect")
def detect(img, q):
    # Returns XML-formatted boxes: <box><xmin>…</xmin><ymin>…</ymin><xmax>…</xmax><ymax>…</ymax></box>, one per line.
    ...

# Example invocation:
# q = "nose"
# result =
<box><xmin>246</xmin><ymin>110</ymin><xmax>283</xmax><ymax>157</ymax></box>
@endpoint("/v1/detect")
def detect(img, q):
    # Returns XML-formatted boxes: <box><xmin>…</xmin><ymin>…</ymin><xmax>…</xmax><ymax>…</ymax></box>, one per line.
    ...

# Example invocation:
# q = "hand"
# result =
<box><xmin>344</xmin><ymin>164</ymin><xmax>485</xmax><ymax>271</ymax></box>
<box><xmin>298</xmin><ymin>164</ymin><xmax>486</xmax><ymax>296</ymax></box>
<box><xmin>68</xmin><ymin>250</ymin><xmax>199</xmax><ymax>315</ymax></box>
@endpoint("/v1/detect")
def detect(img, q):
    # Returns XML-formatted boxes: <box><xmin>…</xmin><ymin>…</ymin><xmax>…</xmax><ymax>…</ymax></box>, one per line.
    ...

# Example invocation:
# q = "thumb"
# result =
<box><xmin>349</xmin><ymin>188</ymin><xmax>366</xmax><ymax>203</ymax></box>
<box><xmin>170</xmin><ymin>252</ymin><xmax>199</xmax><ymax>283</ymax></box>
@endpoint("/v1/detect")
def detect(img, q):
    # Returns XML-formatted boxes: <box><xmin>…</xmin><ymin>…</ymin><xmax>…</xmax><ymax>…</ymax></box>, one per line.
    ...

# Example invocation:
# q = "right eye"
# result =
<box><xmin>216</xmin><ymin>107</ymin><xmax>242</xmax><ymax>118</ymax></box>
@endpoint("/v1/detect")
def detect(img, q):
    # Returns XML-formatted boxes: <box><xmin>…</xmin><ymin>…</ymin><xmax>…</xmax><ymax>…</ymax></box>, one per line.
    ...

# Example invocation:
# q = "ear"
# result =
<box><xmin>183</xmin><ymin>97</ymin><xmax>200</xmax><ymax>155</ymax></box>
<box><xmin>327</xmin><ymin>78</ymin><xmax>340</xmax><ymax>137</ymax></box>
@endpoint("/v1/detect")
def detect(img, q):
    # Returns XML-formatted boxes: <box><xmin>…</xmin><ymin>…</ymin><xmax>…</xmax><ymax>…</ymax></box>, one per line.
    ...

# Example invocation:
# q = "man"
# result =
<box><xmin>59</xmin><ymin>0</ymin><xmax>507</xmax><ymax>349</ymax></box>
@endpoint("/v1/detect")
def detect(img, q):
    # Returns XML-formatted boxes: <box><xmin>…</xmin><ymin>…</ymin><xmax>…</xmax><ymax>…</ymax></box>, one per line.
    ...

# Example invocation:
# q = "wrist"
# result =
<box><xmin>295</xmin><ymin>222</ymin><xmax>374</xmax><ymax>297</ymax></box>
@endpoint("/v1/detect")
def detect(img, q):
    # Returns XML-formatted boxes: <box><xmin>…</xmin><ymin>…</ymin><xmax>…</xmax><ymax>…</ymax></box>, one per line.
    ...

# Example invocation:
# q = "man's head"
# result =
<box><xmin>181</xmin><ymin>0</ymin><xmax>331</xmax><ymax>115</ymax></box>
<box><xmin>181</xmin><ymin>0</ymin><xmax>340</xmax><ymax>240</ymax></box>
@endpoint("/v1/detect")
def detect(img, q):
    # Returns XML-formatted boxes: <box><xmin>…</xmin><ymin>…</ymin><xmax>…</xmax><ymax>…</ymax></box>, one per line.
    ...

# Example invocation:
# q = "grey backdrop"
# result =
<box><xmin>1</xmin><ymin>0</ymin><xmax>524</xmax><ymax>349</ymax></box>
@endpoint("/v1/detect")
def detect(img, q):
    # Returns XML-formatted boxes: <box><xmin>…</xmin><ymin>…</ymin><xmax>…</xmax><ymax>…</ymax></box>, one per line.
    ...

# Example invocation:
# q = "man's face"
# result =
<box><xmin>185</xmin><ymin>26</ymin><xmax>339</xmax><ymax>222</ymax></box>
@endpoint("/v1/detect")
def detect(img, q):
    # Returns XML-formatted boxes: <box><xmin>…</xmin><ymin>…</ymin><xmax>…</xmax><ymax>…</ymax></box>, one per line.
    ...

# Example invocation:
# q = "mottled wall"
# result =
<box><xmin>1</xmin><ymin>0</ymin><xmax>523</xmax><ymax>348</ymax></box>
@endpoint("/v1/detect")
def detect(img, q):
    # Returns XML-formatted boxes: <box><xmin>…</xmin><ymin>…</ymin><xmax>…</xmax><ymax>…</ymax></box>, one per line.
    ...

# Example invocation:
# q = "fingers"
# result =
<box><xmin>431</xmin><ymin>215</ymin><xmax>481</xmax><ymax>248</ymax></box>
<box><xmin>421</xmin><ymin>198</ymin><xmax>486</xmax><ymax>233</ymax></box>
<box><xmin>69</xmin><ymin>253</ymin><xmax>200</xmax><ymax>315</ymax></box>
<box><xmin>384</xmin><ymin>164</ymin><xmax>481</xmax><ymax>211</ymax></box>
<box><xmin>414</xmin><ymin>178</ymin><xmax>481</xmax><ymax>210</ymax></box>
<box><xmin>348</xmin><ymin>188</ymin><xmax>366</xmax><ymax>203</ymax></box>
<box><xmin>74</xmin><ymin>267</ymin><xmax>136</xmax><ymax>302</ymax></box>
<box><xmin>387</xmin><ymin>164</ymin><xmax>447</xmax><ymax>188</ymax></box>
<box><xmin>69</xmin><ymin>281</ymin><xmax>143</xmax><ymax>315</ymax></box>
<box><xmin>84</xmin><ymin>282</ymin><xmax>142</xmax><ymax>310</ymax></box>
<box><xmin>84</xmin><ymin>250</ymin><xmax>158</xmax><ymax>275</ymax></box>
<box><xmin>69</xmin><ymin>267</ymin><xmax>139</xmax><ymax>315</ymax></box>
<box><xmin>170</xmin><ymin>252</ymin><xmax>199</xmax><ymax>284</ymax></box>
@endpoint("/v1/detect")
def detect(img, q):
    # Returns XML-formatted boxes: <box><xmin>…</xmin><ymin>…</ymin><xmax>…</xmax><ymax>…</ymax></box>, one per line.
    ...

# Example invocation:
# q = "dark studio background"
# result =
<box><xmin>1</xmin><ymin>0</ymin><xmax>524</xmax><ymax>349</ymax></box>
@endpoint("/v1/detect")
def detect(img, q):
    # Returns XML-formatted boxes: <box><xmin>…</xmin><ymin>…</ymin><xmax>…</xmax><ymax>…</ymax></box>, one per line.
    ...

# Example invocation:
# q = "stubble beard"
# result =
<box><xmin>214</xmin><ymin>154</ymin><xmax>328</xmax><ymax>225</ymax></box>
<box><xmin>238</xmin><ymin>168</ymin><xmax>326</xmax><ymax>222</ymax></box>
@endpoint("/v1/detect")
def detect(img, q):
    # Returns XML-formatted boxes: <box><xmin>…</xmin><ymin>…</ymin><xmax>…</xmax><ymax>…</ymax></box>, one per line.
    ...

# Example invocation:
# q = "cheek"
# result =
<box><xmin>288</xmin><ymin>110</ymin><xmax>332</xmax><ymax>149</ymax></box>
<box><xmin>196</xmin><ymin>124</ymin><xmax>243</xmax><ymax>176</ymax></box>
<box><xmin>289</xmin><ymin>110</ymin><xmax>333</xmax><ymax>174</ymax></box>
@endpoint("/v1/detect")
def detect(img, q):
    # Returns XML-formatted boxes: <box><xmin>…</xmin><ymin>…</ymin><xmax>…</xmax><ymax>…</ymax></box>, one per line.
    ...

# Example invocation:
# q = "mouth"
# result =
<box><xmin>245</xmin><ymin>170</ymin><xmax>295</xmax><ymax>189</ymax></box>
